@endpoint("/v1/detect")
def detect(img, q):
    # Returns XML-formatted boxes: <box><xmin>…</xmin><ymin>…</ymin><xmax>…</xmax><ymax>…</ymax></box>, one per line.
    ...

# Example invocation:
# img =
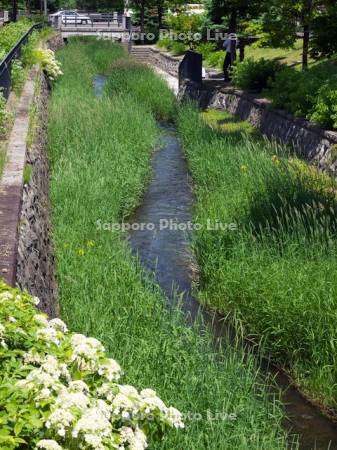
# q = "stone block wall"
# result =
<box><xmin>147</xmin><ymin>48</ymin><xmax>182</xmax><ymax>77</ymax></box>
<box><xmin>15</xmin><ymin>34</ymin><xmax>65</xmax><ymax>316</ymax></box>
<box><xmin>15</xmin><ymin>70</ymin><xmax>59</xmax><ymax>317</ymax></box>
<box><xmin>178</xmin><ymin>81</ymin><xmax>337</xmax><ymax>176</ymax></box>
<box><xmin>0</xmin><ymin>34</ymin><xmax>64</xmax><ymax>316</ymax></box>
<box><xmin>133</xmin><ymin>46</ymin><xmax>182</xmax><ymax>77</ymax></box>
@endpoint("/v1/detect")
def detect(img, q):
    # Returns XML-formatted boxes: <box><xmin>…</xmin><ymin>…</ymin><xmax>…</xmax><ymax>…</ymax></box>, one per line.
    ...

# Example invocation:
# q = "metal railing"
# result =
<box><xmin>53</xmin><ymin>12</ymin><xmax>127</xmax><ymax>29</ymax></box>
<box><xmin>0</xmin><ymin>23</ymin><xmax>42</xmax><ymax>100</ymax></box>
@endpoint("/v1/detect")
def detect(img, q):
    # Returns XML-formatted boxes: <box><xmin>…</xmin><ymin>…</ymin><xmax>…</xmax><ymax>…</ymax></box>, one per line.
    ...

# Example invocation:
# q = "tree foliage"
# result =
<box><xmin>310</xmin><ymin>3</ymin><xmax>337</xmax><ymax>58</ymax></box>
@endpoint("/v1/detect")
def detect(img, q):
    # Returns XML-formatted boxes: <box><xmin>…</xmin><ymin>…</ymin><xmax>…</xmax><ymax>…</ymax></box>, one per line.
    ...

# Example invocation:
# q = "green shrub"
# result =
<box><xmin>267</xmin><ymin>66</ymin><xmax>319</xmax><ymax>117</ymax></box>
<box><xmin>205</xmin><ymin>50</ymin><xmax>225</xmax><ymax>68</ymax></box>
<box><xmin>170</xmin><ymin>41</ymin><xmax>186</xmax><ymax>56</ymax></box>
<box><xmin>195</xmin><ymin>42</ymin><xmax>216</xmax><ymax>60</ymax></box>
<box><xmin>11</xmin><ymin>60</ymin><xmax>26</xmax><ymax>95</ymax></box>
<box><xmin>232</xmin><ymin>57</ymin><xmax>282</xmax><ymax>91</ymax></box>
<box><xmin>0</xmin><ymin>90</ymin><xmax>9</xmax><ymax>135</ymax></box>
<box><xmin>0</xmin><ymin>19</ymin><xmax>32</xmax><ymax>54</ymax></box>
<box><xmin>31</xmin><ymin>48</ymin><xmax>63</xmax><ymax>81</ymax></box>
<box><xmin>166</xmin><ymin>14</ymin><xmax>203</xmax><ymax>47</ymax></box>
<box><xmin>309</xmin><ymin>78</ymin><xmax>337</xmax><ymax>129</ymax></box>
<box><xmin>267</xmin><ymin>61</ymin><xmax>337</xmax><ymax>129</ymax></box>
<box><xmin>23</xmin><ymin>164</ymin><xmax>33</xmax><ymax>184</ymax></box>
<box><xmin>156</xmin><ymin>36</ymin><xmax>187</xmax><ymax>56</ymax></box>
<box><xmin>156</xmin><ymin>36</ymin><xmax>174</xmax><ymax>50</ymax></box>
<box><xmin>21</xmin><ymin>30</ymin><xmax>40</xmax><ymax>67</ymax></box>
<box><xmin>0</xmin><ymin>281</ymin><xmax>183</xmax><ymax>450</ymax></box>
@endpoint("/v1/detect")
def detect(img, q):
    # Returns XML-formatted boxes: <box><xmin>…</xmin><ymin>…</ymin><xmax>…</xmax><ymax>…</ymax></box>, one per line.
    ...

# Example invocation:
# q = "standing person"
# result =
<box><xmin>223</xmin><ymin>34</ymin><xmax>237</xmax><ymax>82</ymax></box>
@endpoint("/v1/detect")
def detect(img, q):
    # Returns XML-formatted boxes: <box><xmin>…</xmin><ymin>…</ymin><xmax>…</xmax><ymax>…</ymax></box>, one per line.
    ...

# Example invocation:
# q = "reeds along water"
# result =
<box><xmin>127</xmin><ymin>120</ymin><xmax>337</xmax><ymax>450</ymax></box>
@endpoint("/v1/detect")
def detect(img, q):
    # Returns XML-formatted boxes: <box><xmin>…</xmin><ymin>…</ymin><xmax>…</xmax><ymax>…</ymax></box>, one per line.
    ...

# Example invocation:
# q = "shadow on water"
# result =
<box><xmin>128</xmin><ymin>124</ymin><xmax>337</xmax><ymax>450</ymax></box>
<box><xmin>93</xmin><ymin>74</ymin><xmax>337</xmax><ymax>450</ymax></box>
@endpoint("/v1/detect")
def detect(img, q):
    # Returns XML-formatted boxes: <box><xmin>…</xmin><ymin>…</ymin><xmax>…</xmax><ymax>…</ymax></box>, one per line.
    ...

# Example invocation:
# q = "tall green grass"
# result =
<box><xmin>48</xmin><ymin>38</ymin><xmax>291</xmax><ymax>449</ymax></box>
<box><xmin>178</xmin><ymin>105</ymin><xmax>337</xmax><ymax>408</ymax></box>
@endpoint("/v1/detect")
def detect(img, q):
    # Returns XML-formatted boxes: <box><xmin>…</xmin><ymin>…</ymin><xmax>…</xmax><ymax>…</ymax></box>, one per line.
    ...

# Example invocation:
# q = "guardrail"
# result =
<box><xmin>0</xmin><ymin>23</ymin><xmax>42</xmax><ymax>100</ymax></box>
<box><xmin>51</xmin><ymin>12</ymin><xmax>128</xmax><ymax>30</ymax></box>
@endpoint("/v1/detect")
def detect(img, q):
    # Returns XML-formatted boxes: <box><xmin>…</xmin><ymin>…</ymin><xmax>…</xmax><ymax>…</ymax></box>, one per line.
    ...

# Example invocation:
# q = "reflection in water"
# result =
<box><xmin>128</xmin><ymin>124</ymin><xmax>337</xmax><ymax>450</ymax></box>
<box><xmin>94</xmin><ymin>74</ymin><xmax>108</xmax><ymax>97</ymax></box>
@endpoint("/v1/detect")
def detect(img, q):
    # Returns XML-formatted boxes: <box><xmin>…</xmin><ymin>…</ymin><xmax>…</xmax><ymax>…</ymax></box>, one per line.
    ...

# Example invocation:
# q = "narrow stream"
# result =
<box><xmin>128</xmin><ymin>125</ymin><xmax>337</xmax><ymax>450</ymax></box>
<box><xmin>94</xmin><ymin>75</ymin><xmax>337</xmax><ymax>450</ymax></box>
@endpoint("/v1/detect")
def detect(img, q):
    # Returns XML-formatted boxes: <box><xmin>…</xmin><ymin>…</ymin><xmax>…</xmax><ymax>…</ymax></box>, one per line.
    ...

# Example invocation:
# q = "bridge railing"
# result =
<box><xmin>53</xmin><ymin>12</ymin><xmax>128</xmax><ymax>29</ymax></box>
<box><xmin>0</xmin><ymin>23</ymin><xmax>42</xmax><ymax>100</ymax></box>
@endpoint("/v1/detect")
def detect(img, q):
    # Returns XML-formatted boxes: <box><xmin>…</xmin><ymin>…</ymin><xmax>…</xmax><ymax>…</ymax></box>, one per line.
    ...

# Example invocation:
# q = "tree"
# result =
<box><xmin>310</xmin><ymin>2</ymin><xmax>337</xmax><ymax>59</ymax></box>
<box><xmin>254</xmin><ymin>0</ymin><xmax>326</xmax><ymax>69</ymax></box>
<box><xmin>12</xmin><ymin>0</ymin><xmax>18</xmax><ymax>21</ymax></box>
<box><xmin>205</xmin><ymin>0</ymin><xmax>262</xmax><ymax>33</ymax></box>
<box><xmin>131</xmin><ymin>0</ymin><xmax>151</xmax><ymax>41</ymax></box>
<box><xmin>167</xmin><ymin>13</ymin><xmax>204</xmax><ymax>48</ymax></box>
<box><xmin>130</xmin><ymin>0</ymin><xmax>180</xmax><ymax>40</ymax></box>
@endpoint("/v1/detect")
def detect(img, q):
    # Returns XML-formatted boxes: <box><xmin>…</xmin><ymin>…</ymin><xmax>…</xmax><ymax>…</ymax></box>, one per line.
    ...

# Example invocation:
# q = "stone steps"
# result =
<box><xmin>130</xmin><ymin>46</ymin><xmax>150</xmax><ymax>63</ymax></box>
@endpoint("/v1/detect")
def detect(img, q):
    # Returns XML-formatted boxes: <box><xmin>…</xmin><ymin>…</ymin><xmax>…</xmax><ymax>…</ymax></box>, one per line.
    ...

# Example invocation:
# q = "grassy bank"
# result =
<box><xmin>48</xmin><ymin>38</ymin><xmax>291</xmax><ymax>449</ymax></box>
<box><xmin>157</xmin><ymin>38</ymin><xmax>310</xmax><ymax>70</ymax></box>
<box><xmin>178</xmin><ymin>105</ymin><xmax>337</xmax><ymax>409</ymax></box>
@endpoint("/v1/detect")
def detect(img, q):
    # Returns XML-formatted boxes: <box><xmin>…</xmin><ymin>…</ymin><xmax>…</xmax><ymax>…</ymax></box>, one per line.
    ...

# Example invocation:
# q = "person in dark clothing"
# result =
<box><xmin>223</xmin><ymin>36</ymin><xmax>237</xmax><ymax>82</ymax></box>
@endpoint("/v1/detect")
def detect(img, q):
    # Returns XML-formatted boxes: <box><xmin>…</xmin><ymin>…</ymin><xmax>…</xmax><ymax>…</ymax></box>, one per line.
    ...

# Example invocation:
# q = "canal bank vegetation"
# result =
<box><xmin>48</xmin><ymin>38</ymin><xmax>291</xmax><ymax>449</ymax></box>
<box><xmin>178</xmin><ymin>105</ymin><xmax>337</xmax><ymax>410</ymax></box>
<box><xmin>0</xmin><ymin>24</ymin><xmax>58</xmax><ymax>179</ymax></box>
<box><xmin>0</xmin><ymin>281</ymin><xmax>184</xmax><ymax>449</ymax></box>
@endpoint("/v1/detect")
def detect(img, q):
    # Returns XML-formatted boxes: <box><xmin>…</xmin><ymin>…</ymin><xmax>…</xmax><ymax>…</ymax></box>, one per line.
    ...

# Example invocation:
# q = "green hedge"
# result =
<box><xmin>267</xmin><ymin>62</ymin><xmax>337</xmax><ymax>129</ymax></box>
<box><xmin>0</xmin><ymin>19</ymin><xmax>32</xmax><ymax>59</ymax></box>
<box><xmin>232</xmin><ymin>58</ymin><xmax>283</xmax><ymax>91</ymax></box>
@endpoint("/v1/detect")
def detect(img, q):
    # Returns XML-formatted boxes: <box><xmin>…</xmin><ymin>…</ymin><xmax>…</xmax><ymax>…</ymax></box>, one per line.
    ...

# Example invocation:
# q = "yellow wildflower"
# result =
<box><xmin>272</xmin><ymin>155</ymin><xmax>280</xmax><ymax>165</ymax></box>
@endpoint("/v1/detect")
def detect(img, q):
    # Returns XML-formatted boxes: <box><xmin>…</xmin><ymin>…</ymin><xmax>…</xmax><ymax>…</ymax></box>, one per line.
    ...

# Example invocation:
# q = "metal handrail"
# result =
<box><xmin>0</xmin><ymin>23</ymin><xmax>42</xmax><ymax>100</ymax></box>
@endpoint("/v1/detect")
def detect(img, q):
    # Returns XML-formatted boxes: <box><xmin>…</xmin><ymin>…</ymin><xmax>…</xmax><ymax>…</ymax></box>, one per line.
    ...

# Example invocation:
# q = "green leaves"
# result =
<box><xmin>267</xmin><ymin>61</ymin><xmax>337</xmax><ymax>129</ymax></box>
<box><xmin>232</xmin><ymin>57</ymin><xmax>282</xmax><ymax>91</ymax></box>
<box><xmin>0</xmin><ymin>19</ymin><xmax>32</xmax><ymax>54</ymax></box>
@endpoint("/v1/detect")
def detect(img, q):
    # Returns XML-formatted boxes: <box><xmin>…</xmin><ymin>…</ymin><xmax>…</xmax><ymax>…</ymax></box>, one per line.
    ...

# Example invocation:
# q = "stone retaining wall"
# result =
<box><xmin>136</xmin><ymin>46</ymin><xmax>182</xmax><ymax>77</ymax></box>
<box><xmin>178</xmin><ymin>80</ymin><xmax>337</xmax><ymax>175</ymax></box>
<box><xmin>0</xmin><ymin>34</ymin><xmax>64</xmax><ymax>316</ymax></box>
<box><xmin>15</xmin><ymin>34</ymin><xmax>64</xmax><ymax>316</ymax></box>
<box><xmin>47</xmin><ymin>33</ymin><xmax>64</xmax><ymax>53</ymax></box>
<box><xmin>15</xmin><ymin>70</ymin><xmax>58</xmax><ymax>317</ymax></box>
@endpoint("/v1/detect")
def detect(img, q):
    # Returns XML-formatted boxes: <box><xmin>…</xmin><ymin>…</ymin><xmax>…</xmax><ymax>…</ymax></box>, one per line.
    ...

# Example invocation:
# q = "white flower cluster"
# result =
<box><xmin>37</xmin><ymin>440</ymin><xmax>63</xmax><ymax>450</ymax></box>
<box><xmin>33</xmin><ymin>48</ymin><xmax>63</xmax><ymax>81</ymax></box>
<box><xmin>0</xmin><ymin>296</ymin><xmax>184</xmax><ymax>450</ymax></box>
<box><xmin>97</xmin><ymin>383</ymin><xmax>184</xmax><ymax>430</ymax></box>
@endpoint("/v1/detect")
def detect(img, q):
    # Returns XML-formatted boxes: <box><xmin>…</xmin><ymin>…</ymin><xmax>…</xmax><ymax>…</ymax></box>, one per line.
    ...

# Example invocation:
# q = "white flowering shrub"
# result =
<box><xmin>0</xmin><ymin>281</ymin><xmax>183</xmax><ymax>450</ymax></box>
<box><xmin>32</xmin><ymin>48</ymin><xmax>63</xmax><ymax>81</ymax></box>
